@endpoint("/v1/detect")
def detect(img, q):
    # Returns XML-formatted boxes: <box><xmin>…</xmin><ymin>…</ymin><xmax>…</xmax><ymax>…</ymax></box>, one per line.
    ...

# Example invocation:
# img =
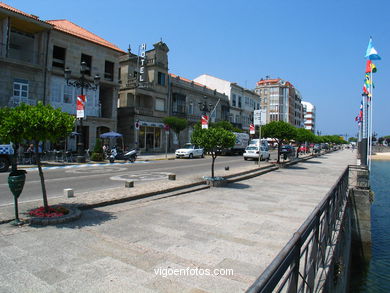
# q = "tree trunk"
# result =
<box><xmin>277</xmin><ymin>141</ymin><xmax>282</xmax><ymax>163</ymax></box>
<box><xmin>211</xmin><ymin>153</ymin><xmax>216</xmax><ymax>178</ymax></box>
<box><xmin>35</xmin><ymin>142</ymin><xmax>49</xmax><ymax>212</ymax></box>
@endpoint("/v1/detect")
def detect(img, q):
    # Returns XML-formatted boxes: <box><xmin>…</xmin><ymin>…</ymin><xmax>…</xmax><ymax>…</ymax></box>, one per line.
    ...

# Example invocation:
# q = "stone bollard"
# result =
<box><xmin>125</xmin><ymin>181</ymin><xmax>134</xmax><ymax>188</ymax></box>
<box><xmin>168</xmin><ymin>174</ymin><xmax>176</xmax><ymax>180</ymax></box>
<box><xmin>64</xmin><ymin>188</ymin><xmax>74</xmax><ymax>198</ymax></box>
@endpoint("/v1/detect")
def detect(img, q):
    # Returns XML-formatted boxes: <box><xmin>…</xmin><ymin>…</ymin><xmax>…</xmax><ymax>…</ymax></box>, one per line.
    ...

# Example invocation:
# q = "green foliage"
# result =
<box><xmin>261</xmin><ymin>121</ymin><xmax>296</xmax><ymax>163</ymax></box>
<box><xmin>191</xmin><ymin>125</ymin><xmax>235</xmax><ymax>178</ymax></box>
<box><xmin>262</xmin><ymin>121</ymin><xmax>297</xmax><ymax>142</ymax></box>
<box><xmin>163</xmin><ymin>116</ymin><xmax>188</xmax><ymax>134</ymax></box>
<box><xmin>348</xmin><ymin>137</ymin><xmax>358</xmax><ymax>143</ymax></box>
<box><xmin>294</xmin><ymin>128</ymin><xmax>316</xmax><ymax>143</ymax></box>
<box><xmin>210</xmin><ymin>121</ymin><xmax>242</xmax><ymax>133</ymax></box>
<box><xmin>91</xmin><ymin>138</ymin><xmax>104</xmax><ymax>161</ymax></box>
<box><xmin>0</xmin><ymin>103</ymin><xmax>75</xmax><ymax>143</ymax></box>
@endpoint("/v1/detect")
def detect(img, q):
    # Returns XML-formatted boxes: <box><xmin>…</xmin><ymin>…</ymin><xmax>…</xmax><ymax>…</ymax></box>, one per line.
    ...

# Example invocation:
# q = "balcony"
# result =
<box><xmin>8</xmin><ymin>96</ymin><xmax>37</xmax><ymax>107</ymax></box>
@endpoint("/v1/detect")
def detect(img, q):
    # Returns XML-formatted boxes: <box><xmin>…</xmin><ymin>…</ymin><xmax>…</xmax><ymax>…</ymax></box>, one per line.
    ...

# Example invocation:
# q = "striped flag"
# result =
<box><xmin>365</xmin><ymin>37</ymin><xmax>381</xmax><ymax>60</ymax></box>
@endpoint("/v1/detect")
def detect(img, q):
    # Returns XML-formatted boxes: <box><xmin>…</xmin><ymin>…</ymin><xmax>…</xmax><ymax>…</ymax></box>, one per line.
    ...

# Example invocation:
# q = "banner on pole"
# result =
<box><xmin>201</xmin><ymin>115</ymin><xmax>209</xmax><ymax>129</ymax></box>
<box><xmin>249</xmin><ymin>124</ymin><xmax>255</xmax><ymax>134</ymax></box>
<box><xmin>76</xmin><ymin>95</ymin><xmax>86</xmax><ymax>119</ymax></box>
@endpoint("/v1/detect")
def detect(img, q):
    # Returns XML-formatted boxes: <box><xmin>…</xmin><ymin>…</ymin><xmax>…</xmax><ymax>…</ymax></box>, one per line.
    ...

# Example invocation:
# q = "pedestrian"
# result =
<box><xmin>27</xmin><ymin>144</ymin><xmax>34</xmax><ymax>153</ymax></box>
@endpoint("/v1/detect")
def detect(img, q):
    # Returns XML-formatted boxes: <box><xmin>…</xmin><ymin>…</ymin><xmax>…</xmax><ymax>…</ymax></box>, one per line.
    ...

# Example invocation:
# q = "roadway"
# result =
<box><xmin>0</xmin><ymin>153</ymin><xmax>276</xmax><ymax>206</ymax></box>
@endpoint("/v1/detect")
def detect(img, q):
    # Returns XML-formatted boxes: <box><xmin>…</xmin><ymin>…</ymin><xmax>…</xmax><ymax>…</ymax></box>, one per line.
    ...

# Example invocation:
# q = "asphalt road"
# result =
<box><xmin>0</xmin><ymin>154</ymin><xmax>274</xmax><ymax>206</ymax></box>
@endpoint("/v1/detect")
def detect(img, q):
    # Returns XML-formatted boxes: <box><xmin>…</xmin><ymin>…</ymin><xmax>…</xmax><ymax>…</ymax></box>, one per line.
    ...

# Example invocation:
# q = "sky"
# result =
<box><xmin>3</xmin><ymin>0</ymin><xmax>390</xmax><ymax>137</ymax></box>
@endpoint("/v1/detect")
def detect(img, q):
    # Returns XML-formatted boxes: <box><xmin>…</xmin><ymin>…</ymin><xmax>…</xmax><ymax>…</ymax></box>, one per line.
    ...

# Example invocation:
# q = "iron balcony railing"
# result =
<box><xmin>247</xmin><ymin>166</ymin><xmax>350</xmax><ymax>293</ymax></box>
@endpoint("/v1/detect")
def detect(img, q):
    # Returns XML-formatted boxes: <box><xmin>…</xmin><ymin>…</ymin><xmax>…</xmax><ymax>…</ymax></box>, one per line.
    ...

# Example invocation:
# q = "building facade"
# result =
<box><xmin>255</xmin><ymin>78</ymin><xmax>304</xmax><ymax>128</ymax></box>
<box><xmin>169</xmin><ymin>74</ymin><xmax>230</xmax><ymax>146</ymax></box>
<box><xmin>0</xmin><ymin>3</ymin><xmax>124</xmax><ymax>151</ymax></box>
<box><xmin>302</xmin><ymin>101</ymin><xmax>316</xmax><ymax>133</ymax></box>
<box><xmin>118</xmin><ymin>41</ymin><xmax>170</xmax><ymax>151</ymax></box>
<box><xmin>0</xmin><ymin>3</ymin><xmax>52</xmax><ymax>108</ymax></box>
<box><xmin>193</xmin><ymin>74</ymin><xmax>260</xmax><ymax>130</ymax></box>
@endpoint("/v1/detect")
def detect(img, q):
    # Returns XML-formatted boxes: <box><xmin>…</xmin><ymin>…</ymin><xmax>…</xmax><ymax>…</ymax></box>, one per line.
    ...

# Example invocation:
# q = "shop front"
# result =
<box><xmin>137</xmin><ymin>121</ymin><xmax>164</xmax><ymax>152</ymax></box>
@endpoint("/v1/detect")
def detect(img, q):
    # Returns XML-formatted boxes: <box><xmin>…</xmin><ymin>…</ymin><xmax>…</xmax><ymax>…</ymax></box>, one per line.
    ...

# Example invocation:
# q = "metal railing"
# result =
<box><xmin>247</xmin><ymin>167</ymin><xmax>350</xmax><ymax>293</ymax></box>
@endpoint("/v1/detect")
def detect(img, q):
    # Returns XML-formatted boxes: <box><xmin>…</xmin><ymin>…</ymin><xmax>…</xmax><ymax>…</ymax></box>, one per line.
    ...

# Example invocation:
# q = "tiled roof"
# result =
<box><xmin>256</xmin><ymin>78</ymin><xmax>294</xmax><ymax>88</ymax></box>
<box><xmin>169</xmin><ymin>73</ymin><xmax>213</xmax><ymax>89</ymax></box>
<box><xmin>47</xmin><ymin>20</ymin><xmax>125</xmax><ymax>53</ymax></box>
<box><xmin>0</xmin><ymin>2</ymin><xmax>50</xmax><ymax>25</ymax></box>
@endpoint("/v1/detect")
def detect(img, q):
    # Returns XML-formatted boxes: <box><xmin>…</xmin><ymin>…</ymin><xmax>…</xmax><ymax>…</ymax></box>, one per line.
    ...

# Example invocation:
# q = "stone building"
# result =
<box><xmin>193</xmin><ymin>74</ymin><xmax>260</xmax><ymax>130</ymax></box>
<box><xmin>169</xmin><ymin>73</ymin><xmax>230</xmax><ymax>147</ymax></box>
<box><xmin>117</xmin><ymin>41</ymin><xmax>170</xmax><ymax>151</ymax></box>
<box><xmin>255</xmin><ymin>78</ymin><xmax>304</xmax><ymax>128</ymax></box>
<box><xmin>46</xmin><ymin>20</ymin><xmax>124</xmax><ymax>151</ymax></box>
<box><xmin>0</xmin><ymin>3</ymin><xmax>52</xmax><ymax>107</ymax></box>
<box><xmin>0</xmin><ymin>3</ymin><xmax>125</xmax><ymax>151</ymax></box>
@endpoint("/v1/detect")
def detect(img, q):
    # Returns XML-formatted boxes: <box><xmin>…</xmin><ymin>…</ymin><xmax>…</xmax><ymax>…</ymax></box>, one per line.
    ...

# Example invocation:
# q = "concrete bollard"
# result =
<box><xmin>168</xmin><ymin>174</ymin><xmax>176</xmax><ymax>180</ymax></box>
<box><xmin>125</xmin><ymin>181</ymin><xmax>134</xmax><ymax>188</ymax></box>
<box><xmin>64</xmin><ymin>188</ymin><xmax>74</xmax><ymax>198</ymax></box>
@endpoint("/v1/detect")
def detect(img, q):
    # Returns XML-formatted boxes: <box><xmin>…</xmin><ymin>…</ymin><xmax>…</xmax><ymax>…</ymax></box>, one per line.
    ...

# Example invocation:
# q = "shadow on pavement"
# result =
<box><xmin>224</xmin><ymin>183</ymin><xmax>251</xmax><ymax>189</ymax></box>
<box><xmin>286</xmin><ymin>166</ymin><xmax>308</xmax><ymax>170</ymax></box>
<box><xmin>301</xmin><ymin>160</ymin><xmax>322</xmax><ymax>164</ymax></box>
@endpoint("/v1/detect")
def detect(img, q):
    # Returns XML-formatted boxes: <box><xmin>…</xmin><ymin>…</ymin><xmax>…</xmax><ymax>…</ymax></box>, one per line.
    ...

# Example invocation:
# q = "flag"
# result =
<box><xmin>365</xmin><ymin>37</ymin><xmax>381</xmax><ymax>60</ymax></box>
<box><xmin>365</xmin><ymin>60</ymin><xmax>377</xmax><ymax>73</ymax></box>
<box><xmin>363</xmin><ymin>73</ymin><xmax>371</xmax><ymax>97</ymax></box>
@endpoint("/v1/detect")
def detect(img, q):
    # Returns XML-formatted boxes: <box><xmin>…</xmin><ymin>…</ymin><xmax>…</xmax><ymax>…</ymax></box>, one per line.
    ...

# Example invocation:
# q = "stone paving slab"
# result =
<box><xmin>0</xmin><ymin>150</ymin><xmax>355</xmax><ymax>292</ymax></box>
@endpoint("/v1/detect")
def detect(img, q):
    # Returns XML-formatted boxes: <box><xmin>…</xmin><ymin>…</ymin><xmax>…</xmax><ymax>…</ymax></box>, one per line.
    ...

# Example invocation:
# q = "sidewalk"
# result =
<box><xmin>0</xmin><ymin>150</ymin><xmax>355</xmax><ymax>292</ymax></box>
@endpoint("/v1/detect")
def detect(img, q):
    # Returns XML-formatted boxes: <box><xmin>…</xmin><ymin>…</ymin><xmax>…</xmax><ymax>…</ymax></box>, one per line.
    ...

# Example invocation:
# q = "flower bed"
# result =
<box><xmin>27</xmin><ymin>205</ymin><xmax>81</xmax><ymax>225</ymax></box>
<box><xmin>28</xmin><ymin>206</ymin><xmax>69</xmax><ymax>218</ymax></box>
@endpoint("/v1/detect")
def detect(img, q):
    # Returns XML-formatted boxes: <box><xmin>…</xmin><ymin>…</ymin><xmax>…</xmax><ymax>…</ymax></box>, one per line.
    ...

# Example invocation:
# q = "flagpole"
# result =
<box><xmin>368</xmin><ymin>68</ymin><xmax>374</xmax><ymax>171</ymax></box>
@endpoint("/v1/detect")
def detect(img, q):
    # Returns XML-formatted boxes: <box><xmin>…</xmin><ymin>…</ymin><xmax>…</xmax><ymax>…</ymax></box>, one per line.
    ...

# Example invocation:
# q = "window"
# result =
<box><xmin>104</xmin><ymin>61</ymin><xmax>114</xmax><ymax>81</ymax></box>
<box><xmin>158</xmin><ymin>72</ymin><xmax>166</xmax><ymax>86</ymax></box>
<box><xmin>172</xmin><ymin>93</ymin><xmax>186</xmax><ymax>114</ymax></box>
<box><xmin>232</xmin><ymin>94</ymin><xmax>236</xmax><ymax>107</ymax></box>
<box><xmin>188</xmin><ymin>101</ymin><xmax>194</xmax><ymax>114</ymax></box>
<box><xmin>13</xmin><ymin>79</ymin><xmax>29</xmax><ymax>99</ymax></box>
<box><xmin>52</xmin><ymin>46</ymin><xmax>66</xmax><ymax>68</ymax></box>
<box><xmin>63</xmin><ymin>84</ymin><xmax>73</xmax><ymax>104</ymax></box>
<box><xmin>81</xmin><ymin>54</ymin><xmax>92</xmax><ymax>76</ymax></box>
<box><xmin>238</xmin><ymin>96</ymin><xmax>242</xmax><ymax>108</ymax></box>
<box><xmin>245</xmin><ymin>97</ymin><xmax>249</xmax><ymax>104</ymax></box>
<box><xmin>155</xmin><ymin>98</ymin><xmax>165</xmax><ymax>111</ymax></box>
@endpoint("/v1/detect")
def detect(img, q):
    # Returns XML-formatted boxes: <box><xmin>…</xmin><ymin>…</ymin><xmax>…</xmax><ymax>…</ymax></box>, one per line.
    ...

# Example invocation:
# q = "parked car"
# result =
<box><xmin>175</xmin><ymin>144</ymin><xmax>204</xmax><ymax>159</ymax></box>
<box><xmin>298</xmin><ymin>146</ymin><xmax>310</xmax><ymax>153</ymax></box>
<box><xmin>280</xmin><ymin>145</ymin><xmax>295</xmax><ymax>160</ymax></box>
<box><xmin>243</xmin><ymin>145</ymin><xmax>270</xmax><ymax>161</ymax></box>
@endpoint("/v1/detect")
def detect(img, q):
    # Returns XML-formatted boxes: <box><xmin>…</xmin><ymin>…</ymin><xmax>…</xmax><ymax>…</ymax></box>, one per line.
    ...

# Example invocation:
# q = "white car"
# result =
<box><xmin>243</xmin><ymin>145</ymin><xmax>270</xmax><ymax>161</ymax></box>
<box><xmin>175</xmin><ymin>144</ymin><xmax>204</xmax><ymax>159</ymax></box>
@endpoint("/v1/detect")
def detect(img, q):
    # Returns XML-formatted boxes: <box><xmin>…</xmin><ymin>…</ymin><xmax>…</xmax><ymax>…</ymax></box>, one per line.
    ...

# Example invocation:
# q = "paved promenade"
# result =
<box><xmin>0</xmin><ymin>150</ymin><xmax>355</xmax><ymax>293</ymax></box>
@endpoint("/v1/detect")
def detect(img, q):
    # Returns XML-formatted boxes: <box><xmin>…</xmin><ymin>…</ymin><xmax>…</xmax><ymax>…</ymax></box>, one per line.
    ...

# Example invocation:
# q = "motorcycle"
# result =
<box><xmin>109</xmin><ymin>148</ymin><xmax>138</xmax><ymax>163</ymax></box>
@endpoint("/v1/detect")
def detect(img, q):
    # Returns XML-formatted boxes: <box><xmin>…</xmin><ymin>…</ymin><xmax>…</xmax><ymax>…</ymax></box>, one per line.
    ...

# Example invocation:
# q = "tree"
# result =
<box><xmin>294</xmin><ymin>128</ymin><xmax>315</xmax><ymax>158</ymax></box>
<box><xmin>348</xmin><ymin>137</ymin><xmax>358</xmax><ymax>143</ymax></box>
<box><xmin>191</xmin><ymin>126</ymin><xmax>235</xmax><ymax>178</ymax></box>
<box><xmin>0</xmin><ymin>103</ymin><xmax>74</xmax><ymax>211</ymax></box>
<box><xmin>210</xmin><ymin>120</ymin><xmax>242</xmax><ymax>133</ymax></box>
<box><xmin>262</xmin><ymin>121</ymin><xmax>297</xmax><ymax>163</ymax></box>
<box><xmin>163</xmin><ymin>116</ymin><xmax>188</xmax><ymax>146</ymax></box>
<box><xmin>91</xmin><ymin>138</ymin><xmax>104</xmax><ymax>161</ymax></box>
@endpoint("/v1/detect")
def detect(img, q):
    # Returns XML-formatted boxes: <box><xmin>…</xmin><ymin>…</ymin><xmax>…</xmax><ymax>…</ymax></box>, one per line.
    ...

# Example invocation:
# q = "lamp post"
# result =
<box><xmin>64</xmin><ymin>61</ymin><xmax>100</xmax><ymax>163</ymax></box>
<box><xmin>198</xmin><ymin>96</ymin><xmax>213</xmax><ymax>129</ymax></box>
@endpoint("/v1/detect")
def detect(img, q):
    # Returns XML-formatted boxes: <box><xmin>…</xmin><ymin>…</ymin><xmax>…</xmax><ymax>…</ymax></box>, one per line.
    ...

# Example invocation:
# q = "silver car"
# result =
<box><xmin>243</xmin><ymin>145</ymin><xmax>270</xmax><ymax>161</ymax></box>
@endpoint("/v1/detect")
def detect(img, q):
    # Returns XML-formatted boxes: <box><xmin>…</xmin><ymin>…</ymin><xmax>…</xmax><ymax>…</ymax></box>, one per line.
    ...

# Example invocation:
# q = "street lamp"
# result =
<box><xmin>198</xmin><ymin>96</ymin><xmax>213</xmax><ymax>116</ymax></box>
<box><xmin>64</xmin><ymin>61</ymin><xmax>100</xmax><ymax>162</ymax></box>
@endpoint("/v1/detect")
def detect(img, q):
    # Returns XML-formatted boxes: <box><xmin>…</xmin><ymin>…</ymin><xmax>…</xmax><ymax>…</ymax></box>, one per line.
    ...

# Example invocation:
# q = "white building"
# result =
<box><xmin>302</xmin><ymin>101</ymin><xmax>316</xmax><ymax>133</ymax></box>
<box><xmin>193</xmin><ymin>74</ymin><xmax>260</xmax><ymax>130</ymax></box>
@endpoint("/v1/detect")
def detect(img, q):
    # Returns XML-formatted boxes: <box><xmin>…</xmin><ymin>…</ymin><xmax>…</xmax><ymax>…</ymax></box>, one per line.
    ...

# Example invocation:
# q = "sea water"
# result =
<box><xmin>352</xmin><ymin>160</ymin><xmax>390</xmax><ymax>292</ymax></box>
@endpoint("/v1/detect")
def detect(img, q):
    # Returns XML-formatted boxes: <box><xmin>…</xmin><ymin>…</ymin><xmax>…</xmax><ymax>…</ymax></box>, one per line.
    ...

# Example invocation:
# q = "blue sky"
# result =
<box><xmin>4</xmin><ymin>0</ymin><xmax>389</xmax><ymax>137</ymax></box>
